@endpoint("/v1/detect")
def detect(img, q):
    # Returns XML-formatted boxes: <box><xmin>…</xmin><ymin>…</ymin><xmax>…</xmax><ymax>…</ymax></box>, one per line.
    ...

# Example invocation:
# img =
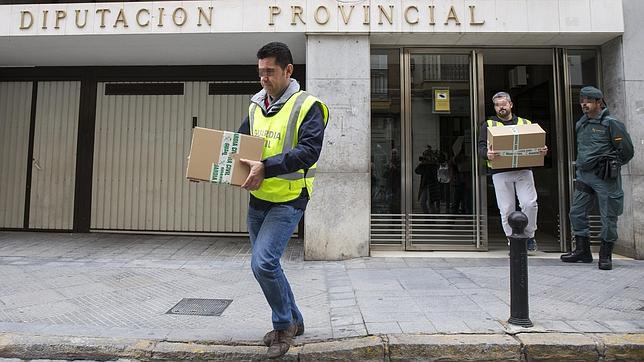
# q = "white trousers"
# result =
<box><xmin>491</xmin><ymin>169</ymin><xmax>538</xmax><ymax>238</ymax></box>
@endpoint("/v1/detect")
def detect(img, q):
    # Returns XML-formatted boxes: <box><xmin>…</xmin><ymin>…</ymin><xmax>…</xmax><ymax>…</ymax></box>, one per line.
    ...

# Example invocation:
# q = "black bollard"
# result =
<box><xmin>507</xmin><ymin>211</ymin><xmax>533</xmax><ymax>328</ymax></box>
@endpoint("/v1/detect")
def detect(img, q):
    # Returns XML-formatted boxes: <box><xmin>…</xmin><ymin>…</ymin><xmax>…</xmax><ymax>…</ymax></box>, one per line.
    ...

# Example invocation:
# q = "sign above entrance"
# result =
<box><xmin>1</xmin><ymin>0</ymin><xmax>624</xmax><ymax>36</ymax></box>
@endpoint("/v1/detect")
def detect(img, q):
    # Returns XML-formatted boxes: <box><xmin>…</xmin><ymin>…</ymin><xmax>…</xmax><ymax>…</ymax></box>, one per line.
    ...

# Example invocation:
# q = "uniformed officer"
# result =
<box><xmin>560</xmin><ymin>86</ymin><xmax>633</xmax><ymax>270</ymax></box>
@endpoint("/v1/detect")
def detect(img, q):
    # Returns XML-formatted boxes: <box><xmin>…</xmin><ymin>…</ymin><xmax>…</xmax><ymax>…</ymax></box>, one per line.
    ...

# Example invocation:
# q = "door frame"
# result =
<box><xmin>557</xmin><ymin>47</ymin><xmax>603</xmax><ymax>251</ymax></box>
<box><xmin>554</xmin><ymin>48</ymin><xmax>571</xmax><ymax>252</ymax></box>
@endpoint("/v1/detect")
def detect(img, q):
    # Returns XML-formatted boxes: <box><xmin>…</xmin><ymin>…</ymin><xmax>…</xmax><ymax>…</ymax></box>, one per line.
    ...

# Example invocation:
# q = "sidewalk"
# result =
<box><xmin>0</xmin><ymin>231</ymin><xmax>642</xmax><ymax>361</ymax></box>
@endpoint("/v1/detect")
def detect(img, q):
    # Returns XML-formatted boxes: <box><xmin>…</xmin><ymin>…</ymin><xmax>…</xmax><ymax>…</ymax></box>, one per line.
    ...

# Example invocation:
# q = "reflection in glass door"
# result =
<box><xmin>406</xmin><ymin>51</ymin><xmax>481</xmax><ymax>250</ymax></box>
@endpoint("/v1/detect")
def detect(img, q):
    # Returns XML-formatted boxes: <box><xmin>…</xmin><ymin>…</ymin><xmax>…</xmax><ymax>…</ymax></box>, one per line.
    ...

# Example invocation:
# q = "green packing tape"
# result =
<box><xmin>211</xmin><ymin>131</ymin><xmax>241</xmax><ymax>184</ymax></box>
<box><xmin>498</xmin><ymin>148</ymin><xmax>542</xmax><ymax>157</ymax></box>
<box><xmin>497</xmin><ymin>148</ymin><xmax>541</xmax><ymax>168</ymax></box>
<box><xmin>210</xmin><ymin>163</ymin><xmax>224</xmax><ymax>183</ymax></box>
<box><xmin>511</xmin><ymin>126</ymin><xmax>520</xmax><ymax>168</ymax></box>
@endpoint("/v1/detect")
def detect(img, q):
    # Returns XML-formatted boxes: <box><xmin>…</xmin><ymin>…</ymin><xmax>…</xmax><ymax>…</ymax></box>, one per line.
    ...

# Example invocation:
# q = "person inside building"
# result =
<box><xmin>385</xmin><ymin>146</ymin><xmax>402</xmax><ymax>213</ymax></box>
<box><xmin>478</xmin><ymin>91</ymin><xmax>548</xmax><ymax>253</ymax></box>
<box><xmin>237</xmin><ymin>41</ymin><xmax>329</xmax><ymax>358</ymax></box>
<box><xmin>415</xmin><ymin>146</ymin><xmax>441</xmax><ymax>214</ymax></box>
<box><xmin>449</xmin><ymin>136</ymin><xmax>472</xmax><ymax>214</ymax></box>
<box><xmin>560</xmin><ymin>86</ymin><xmax>633</xmax><ymax>270</ymax></box>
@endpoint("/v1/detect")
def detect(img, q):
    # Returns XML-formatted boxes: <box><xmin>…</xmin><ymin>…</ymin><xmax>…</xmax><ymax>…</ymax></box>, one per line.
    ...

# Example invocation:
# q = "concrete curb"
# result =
<box><xmin>0</xmin><ymin>332</ymin><xmax>642</xmax><ymax>361</ymax></box>
<box><xmin>387</xmin><ymin>334</ymin><xmax>521</xmax><ymax>361</ymax></box>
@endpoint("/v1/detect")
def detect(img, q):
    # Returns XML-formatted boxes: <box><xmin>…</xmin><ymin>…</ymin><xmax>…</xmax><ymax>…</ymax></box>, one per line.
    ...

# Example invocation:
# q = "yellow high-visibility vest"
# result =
<box><xmin>486</xmin><ymin>117</ymin><xmax>531</xmax><ymax>168</ymax></box>
<box><xmin>249</xmin><ymin>91</ymin><xmax>329</xmax><ymax>203</ymax></box>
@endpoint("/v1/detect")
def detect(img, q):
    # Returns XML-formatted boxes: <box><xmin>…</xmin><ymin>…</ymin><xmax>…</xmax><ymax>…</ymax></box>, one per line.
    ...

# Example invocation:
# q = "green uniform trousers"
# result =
<box><xmin>569</xmin><ymin>169</ymin><xmax>624</xmax><ymax>242</ymax></box>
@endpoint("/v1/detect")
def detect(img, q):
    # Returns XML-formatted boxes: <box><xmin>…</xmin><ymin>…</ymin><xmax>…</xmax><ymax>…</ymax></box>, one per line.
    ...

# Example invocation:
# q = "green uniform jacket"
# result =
<box><xmin>575</xmin><ymin>108</ymin><xmax>634</xmax><ymax>171</ymax></box>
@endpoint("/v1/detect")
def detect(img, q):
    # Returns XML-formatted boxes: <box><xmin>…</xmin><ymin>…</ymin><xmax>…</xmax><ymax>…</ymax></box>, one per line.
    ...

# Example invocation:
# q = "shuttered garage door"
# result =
<box><xmin>30</xmin><ymin>81</ymin><xmax>81</xmax><ymax>230</ymax></box>
<box><xmin>0</xmin><ymin>82</ymin><xmax>32</xmax><ymax>228</ymax></box>
<box><xmin>1</xmin><ymin>81</ymin><xmax>80</xmax><ymax>230</ymax></box>
<box><xmin>91</xmin><ymin>82</ymin><xmax>253</xmax><ymax>233</ymax></box>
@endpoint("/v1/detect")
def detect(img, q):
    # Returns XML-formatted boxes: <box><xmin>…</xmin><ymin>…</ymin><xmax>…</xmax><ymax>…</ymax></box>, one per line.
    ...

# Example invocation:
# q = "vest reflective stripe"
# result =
<box><xmin>277</xmin><ymin>168</ymin><xmax>317</xmax><ymax>181</ymax></box>
<box><xmin>249</xmin><ymin>103</ymin><xmax>257</xmax><ymax>131</ymax></box>
<box><xmin>486</xmin><ymin>117</ymin><xmax>530</xmax><ymax>128</ymax></box>
<box><xmin>283</xmin><ymin>93</ymin><xmax>310</xmax><ymax>153</ymax></box>
<box><xmin>486</xmin><ymin>117</ymin><xmax>531</xmax><ymax>168</ymax></box>
<box><xmin>249</xmin><ymin>91</ymin><xmax>329</xmax><ymax>203</ymax></box>
<box><xmin>290</xmin><ymin>95</ymin><xmax>328</xmax><ymax>197</ymax></box>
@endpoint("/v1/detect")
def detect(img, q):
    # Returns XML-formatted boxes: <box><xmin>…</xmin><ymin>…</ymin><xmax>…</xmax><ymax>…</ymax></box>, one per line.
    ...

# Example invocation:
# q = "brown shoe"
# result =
<box><xmin>263</xmin><ymin>321</ymin><xmax>304</xmax><ymax>346</ymax></box>
<box><xmin>266</xmin><ymin>323</ymin><xmax>297</xmax><ymax>359</ymax></box>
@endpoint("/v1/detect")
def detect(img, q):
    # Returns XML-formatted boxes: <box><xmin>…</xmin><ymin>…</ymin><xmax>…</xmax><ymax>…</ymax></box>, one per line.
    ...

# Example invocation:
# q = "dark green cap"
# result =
<box><xmin>580</xmin><ymin>86</ymin><xmax>603</xmax><ymax>100</ymax></box>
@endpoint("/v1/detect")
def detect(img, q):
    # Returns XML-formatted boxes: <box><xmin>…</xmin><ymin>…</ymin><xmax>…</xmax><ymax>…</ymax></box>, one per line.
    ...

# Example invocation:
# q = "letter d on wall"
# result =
<box><xmin>20</xmin><ymin>11</ymin><xmax>34</xmax><ymax>29</ymax></box>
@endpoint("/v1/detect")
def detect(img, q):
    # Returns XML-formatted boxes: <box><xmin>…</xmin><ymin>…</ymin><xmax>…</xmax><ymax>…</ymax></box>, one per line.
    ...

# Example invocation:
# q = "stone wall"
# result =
<box><xmin>602</xmin><ymin>0</ymin><xmax>644</xmax><ymax>259</ymax></box>
<box><xmin>303</xmin><ymin>35</ymin><xmax>371</xmax><ymax>260</ymax></box>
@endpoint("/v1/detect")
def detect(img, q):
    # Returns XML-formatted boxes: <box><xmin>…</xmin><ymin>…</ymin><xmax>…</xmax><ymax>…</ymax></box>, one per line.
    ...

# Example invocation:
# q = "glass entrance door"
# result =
<box><xmin>370</xmin><ymin>49</ymin><xmax>484</xmax><ymax>251</ymax></box>
<box><xmin>561</xmin><ymin>49</ymin><xmax>602</xmax><ymax>249</ymax></box>
<box><xmin>406</xmin><ymin>51</ymin><xmax>482</xmax><ymax>250</ymax></box>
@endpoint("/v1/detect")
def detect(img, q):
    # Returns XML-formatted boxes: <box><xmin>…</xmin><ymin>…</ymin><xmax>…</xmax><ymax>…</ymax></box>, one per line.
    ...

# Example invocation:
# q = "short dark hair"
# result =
<box><xmin>492</xmin><ymin>91</ymin><xmax>511</xmax><ymax>103</ymax></box>
<box><xmin>257</xmin><ymin>42</ymin><xmax>293</xmax><ymax>69</ymax></box>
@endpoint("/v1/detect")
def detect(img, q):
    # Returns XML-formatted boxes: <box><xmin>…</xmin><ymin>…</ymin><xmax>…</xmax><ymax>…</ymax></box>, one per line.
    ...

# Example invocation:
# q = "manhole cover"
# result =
<box><xmin>166</xmin><ymin>298</ymin><xmax>232</xmax><ymax>316</ymax></box>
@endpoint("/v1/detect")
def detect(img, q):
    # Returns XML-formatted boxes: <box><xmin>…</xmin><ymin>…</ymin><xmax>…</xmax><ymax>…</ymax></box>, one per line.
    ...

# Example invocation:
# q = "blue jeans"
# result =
<box><xmin>247</xmin><ymin>204</ymin><xmax>304</xmax><ymax>330</ymax></box>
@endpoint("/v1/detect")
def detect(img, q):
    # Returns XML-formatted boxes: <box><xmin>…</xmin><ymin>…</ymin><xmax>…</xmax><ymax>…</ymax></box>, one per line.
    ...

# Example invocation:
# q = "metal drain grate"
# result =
<box><xmin>166</xmin><ymin>298</ymin><xmax>233</xmax><ymax>316</ymax></box>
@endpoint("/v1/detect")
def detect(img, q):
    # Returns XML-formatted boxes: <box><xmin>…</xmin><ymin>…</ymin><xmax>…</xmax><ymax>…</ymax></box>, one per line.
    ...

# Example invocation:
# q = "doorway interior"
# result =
<box><xmin>480</xmin><ymin>49</ymin><xmax>562</xmax><ymax>252</ymax></box>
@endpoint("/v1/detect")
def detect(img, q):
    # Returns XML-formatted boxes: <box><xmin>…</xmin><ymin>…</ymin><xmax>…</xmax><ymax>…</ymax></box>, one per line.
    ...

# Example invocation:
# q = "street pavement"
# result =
<box><xmin>0</xmin><ymin>231</ymin><xmax>642</xmax><ymax>360</ymax></box>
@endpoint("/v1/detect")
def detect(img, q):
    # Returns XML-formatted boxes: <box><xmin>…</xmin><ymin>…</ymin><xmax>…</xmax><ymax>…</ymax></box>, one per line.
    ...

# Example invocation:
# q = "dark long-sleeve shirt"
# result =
<box><xmin>238</xmin><ymin>103</ymin><xmax>326</xmax><ymax>210</ymax></box>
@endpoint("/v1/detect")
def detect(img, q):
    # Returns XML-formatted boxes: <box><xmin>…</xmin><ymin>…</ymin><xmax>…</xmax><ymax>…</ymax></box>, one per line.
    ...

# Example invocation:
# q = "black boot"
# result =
<box><xmin>561</xmin><ymin>235</ymin><xmax>593</xmax><ymax>263</ymax></box>
<box><xmin>598</xmin><ymin>241</ymin><xmax>613</xmax><ymax>270</ymax></box>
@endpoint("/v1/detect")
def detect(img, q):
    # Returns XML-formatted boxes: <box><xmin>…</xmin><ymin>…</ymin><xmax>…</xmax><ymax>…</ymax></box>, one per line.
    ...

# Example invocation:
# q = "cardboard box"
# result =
<box><xmin>186</xmin><ymin>127</ymin><xmax>264</xmax><ymax>186</ymax></box>
<box><xmin>487</xmin><ymin>123</ymin><xmax>545</xmax><ymax>169</ymax></box>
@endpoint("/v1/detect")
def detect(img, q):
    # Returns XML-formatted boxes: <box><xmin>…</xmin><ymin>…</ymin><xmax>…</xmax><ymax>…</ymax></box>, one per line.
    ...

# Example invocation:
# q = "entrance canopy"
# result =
<box><xmin>0</xmin><ymin>0</ymin><xmax>624</xmax><ymax>66</ymax></box>
<box><xmin>0</xmin><ymin>32</ymin><xmax>307</xmax><ymax>66</ymax></box>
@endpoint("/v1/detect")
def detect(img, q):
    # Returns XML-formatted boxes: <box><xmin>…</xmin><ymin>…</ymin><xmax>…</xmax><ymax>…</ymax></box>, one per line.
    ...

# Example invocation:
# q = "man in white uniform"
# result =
<box><xmin>478</xmin><ymin>92</ymin><xmax>548</xmax><ymax>252</ymax></box>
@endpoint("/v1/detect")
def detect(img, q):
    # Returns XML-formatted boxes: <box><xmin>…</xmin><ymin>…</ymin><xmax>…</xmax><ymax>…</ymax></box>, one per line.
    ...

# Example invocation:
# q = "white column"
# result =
<box><xmin>602</xmin><ymin>0</ymin><xmax>644</xmax><ymax>259</ymax></box>
<box><xmin>303</xmin><ymin>35</ymin><xmax>371</xmax><ymax>260</ymax></box>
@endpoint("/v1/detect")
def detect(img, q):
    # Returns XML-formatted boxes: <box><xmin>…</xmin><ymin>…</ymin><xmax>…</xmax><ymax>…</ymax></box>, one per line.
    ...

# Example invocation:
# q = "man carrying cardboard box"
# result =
<box><xmin>237</xmin><ymin>42</ymin><xmax>329</xmax><ymax>359</ymax></box>
<box><xmin>477</xmin><ymin>92</ymin><xmax>548</xmax><ymax>253</ymax></box>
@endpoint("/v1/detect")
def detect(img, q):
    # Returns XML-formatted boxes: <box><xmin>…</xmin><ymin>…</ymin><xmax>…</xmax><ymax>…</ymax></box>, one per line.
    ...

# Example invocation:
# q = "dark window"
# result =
<box><xmin>209</xmin><ymin>82</ymin><xmax>260</xmax><ymax>95</ymax></box>
<box><xmin>104</xmin><ymin>82</ymin><xmax>184</xmax><ymax>95</ymax></box>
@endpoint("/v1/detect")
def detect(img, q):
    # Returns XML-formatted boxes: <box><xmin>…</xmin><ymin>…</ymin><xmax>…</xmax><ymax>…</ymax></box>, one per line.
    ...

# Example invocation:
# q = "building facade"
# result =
<box><xmin>0</xmin><ymin>0</ymin><xmax>642</xmax><ymax>260</ymax></box>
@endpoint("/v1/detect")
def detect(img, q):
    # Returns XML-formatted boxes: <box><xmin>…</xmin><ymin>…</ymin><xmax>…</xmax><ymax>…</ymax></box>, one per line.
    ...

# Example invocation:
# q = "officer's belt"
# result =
<box><xmin>574</xmin><ymin>180</ymin><xmax>595</xmax><ymax>195</ymax></box>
